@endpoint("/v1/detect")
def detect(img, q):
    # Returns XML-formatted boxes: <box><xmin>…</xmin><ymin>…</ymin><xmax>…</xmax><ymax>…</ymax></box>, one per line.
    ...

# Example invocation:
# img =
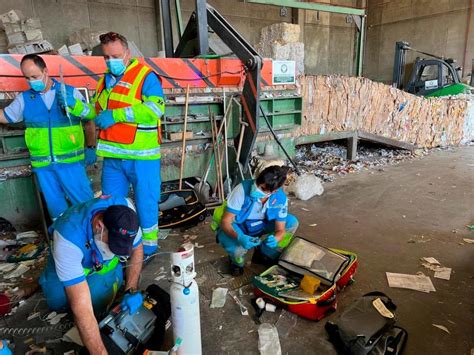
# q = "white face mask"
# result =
<box><xmin>93</xmin><ymin>226</ymin><xmax>115</xmax><ymax>260</ymax></box>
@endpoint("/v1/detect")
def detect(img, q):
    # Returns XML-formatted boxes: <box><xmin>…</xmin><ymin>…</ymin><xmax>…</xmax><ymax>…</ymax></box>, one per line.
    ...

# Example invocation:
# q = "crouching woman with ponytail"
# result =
<box><xmin>213</xmin><ymin>165</ymin><xmax>299</xmax><ymax>275</ymax></box>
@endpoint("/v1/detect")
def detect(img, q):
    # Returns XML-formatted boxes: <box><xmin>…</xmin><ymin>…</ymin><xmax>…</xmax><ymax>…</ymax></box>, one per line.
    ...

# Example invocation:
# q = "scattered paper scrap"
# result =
<box><xmin>309</xmin><ymin>223</ymin><xmax>317</xmax><ymax>227</ymax></box>
<box><xmin>434</xmin><ymin>267</ymin><xmax>452</xmax><ymax>280</ymax></box>
<box><xmin>386</xmin><ymin>272</ymin><xmax>436</xmax><ymax>293</ymax></box>
<box><xmin>27</xmin><ymin>312</ymin><xmax>41</xmax><ymax>321</ymax></box>
<box><xmin>462</xmin><ymin>238</ymin><xmax>474</xmax><ymax>244</ymax></box>
<box><xmin>422</xmin><ymin>257</ymin><xmax>440</xmax><ymax>265</ymax></box>
<box><xmin>372</xmin><ymin>298</ymin><xmax>394</xmax><ymax>318</ymax></box>
<box><xmin>16</xmin><ymin>231</ymin><xmax>39</xmax><ymax>240</ymax></box>
<box><xmin>49</xmin><ymin>313</ymin><xmax>67</xmax><ymax>325</ymax></box>
<box><xmin>194</xmin><ymin>242</ymin><xmax>204</xmax><ymax>249</ymax></box>
<box><xmin>210</xmin><ymin>287</ymin><xmax>228</xmax><ymax>308</ymax></box>
<box><xmin>0</xmin><ymin>263</ymin><xmax>17</xmax><ymax>273</ymax></box>
<box><xmin>63</xmin><ymin>326</ymin><xmax>84</xmax><ymax>346</ymax></box>
<box><xmin>158</xmin><ymin>229</ymin><xmax>171</xmax><ymax>240</ymax></box>
<box><xmin>432</xmin><ymin>324</ymin><xmax>450</xmax><ymax>334</ymax></box>
<box><xmin>301</xmin><ymin>208</ymin><xmax>310</xmax><ymax>211</ymax></box>
<box><xmin>4</xmin><ymin>264</ymin><xmax>29</xmax><ymax>279</ymax></box>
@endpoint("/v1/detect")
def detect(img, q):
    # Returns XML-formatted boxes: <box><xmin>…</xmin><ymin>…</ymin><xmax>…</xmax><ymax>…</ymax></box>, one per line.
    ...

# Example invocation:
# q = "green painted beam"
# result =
<box><xmin>356</xmin><ymin>15</ymin><xmax>366</xmax><ymax>76</ymax></box>
<box><xmin>244</xmin><ymin>0</ymin><xmax>366</xmax><ymax>16</ymax></box>
<box><xmin>175</xmin><ymin>0</ymin><xmax>184</xmax><ymax>38</ymax></box>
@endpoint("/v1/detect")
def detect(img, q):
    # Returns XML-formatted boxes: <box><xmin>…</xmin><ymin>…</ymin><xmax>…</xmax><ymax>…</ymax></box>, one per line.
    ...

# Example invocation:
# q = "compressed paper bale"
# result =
<box><xmin>260</xmin><ymin>22</ymin><xmax>300</xmax><ymax>44</ymax></box>
<box><xmin>286</xmin><ymin>174</ymin><xmax>324</xmax><ymax>201</ymax></box>
<box><xmin>298</xmin><ymin>75</ymin><xmax>470</xmax><ymax>148</ymax></box>
<box><xmin>24</xmin><ymin>29</ymin><xmax>43</xmax><ymax>41</ymax></box>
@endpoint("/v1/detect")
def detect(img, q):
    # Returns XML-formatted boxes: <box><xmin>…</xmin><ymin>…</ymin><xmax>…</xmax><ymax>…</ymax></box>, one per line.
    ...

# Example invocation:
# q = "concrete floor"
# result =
<box><xmin>4</xmin><ymin>146</ymin><xmax>474</xmax><ymax>354</ymax></box>
<box><xmin>147</xmin><ymin>145</ymin><xmax>473</xmax><ymax>354</ymax></box>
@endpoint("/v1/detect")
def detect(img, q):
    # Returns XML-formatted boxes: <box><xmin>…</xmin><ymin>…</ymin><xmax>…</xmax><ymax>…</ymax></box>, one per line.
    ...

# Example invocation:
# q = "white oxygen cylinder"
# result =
<box><xmin>170</xmin><ymin>243</ymin><xmax>202</xmax><ymax>354</ymax></box>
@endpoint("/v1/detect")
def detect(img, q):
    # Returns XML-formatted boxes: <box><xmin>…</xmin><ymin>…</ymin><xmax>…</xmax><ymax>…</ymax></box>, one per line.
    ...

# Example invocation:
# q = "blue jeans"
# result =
<box><xmin>217</xmin><ymin>214</ymin><xmax>299</xmax><ymax>266</ymax></box>
<box><xmin>39</xmin><ymin>256</ymin><xmax>123</xmax><ymax>316</ymax></box>
<box><xmin>102</xmin><ymin>158</ymin><xmax>161</xmax><ymax>253</ymax></box>
<box><xmin>34</xmin><ymin>162</ymin><xmax>93</xmax><ymax>219</ymax></box>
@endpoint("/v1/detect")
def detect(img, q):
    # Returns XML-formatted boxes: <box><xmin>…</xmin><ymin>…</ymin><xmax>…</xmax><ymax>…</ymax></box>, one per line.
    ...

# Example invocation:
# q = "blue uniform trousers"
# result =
<box><xmin>34</xmin><ymin>162</ymin><xmax>93</xmax><ymax>219</ymax></box>
<box><xmin>101</xmin><ymin>158</ymin><xmax>161</xmax><ymax>255</ymax></box>
<box><xmin>217</xmin><ymin>214</ymin><xmax>299</xmax><ymax>266</ymax></box>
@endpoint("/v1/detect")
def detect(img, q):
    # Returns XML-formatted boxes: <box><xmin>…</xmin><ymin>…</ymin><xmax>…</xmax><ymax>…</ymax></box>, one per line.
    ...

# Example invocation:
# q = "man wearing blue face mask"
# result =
<box><xmin>0</xmin><ymin>54</ymin><xmax>94</xmax><ymax>220</ymax></box>
<box><xmin>61</xmin><ymin>32</ymin><xmax>165</xmax><ymax>257</ymax></box>
<box><xmin>214</xmin><ymin>164</ymin><xmax>299</xmax><ymax>276</ymax></box>
<box><xmin>39</xmin><ymin>196</ymin><xmax>144</xmax><ymax>354</ymax></box>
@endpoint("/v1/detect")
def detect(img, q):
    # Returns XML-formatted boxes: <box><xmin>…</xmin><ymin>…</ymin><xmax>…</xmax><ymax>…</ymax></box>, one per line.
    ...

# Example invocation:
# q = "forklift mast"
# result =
<box><xmin>392</xmin><ymin>41</ymin><xmax>467</xmax><ymax>96</ymax></box>
<box><xmin>161</xmin><ymin>0</ymin><xmax>262</xmax><ymax>177</ymax></box>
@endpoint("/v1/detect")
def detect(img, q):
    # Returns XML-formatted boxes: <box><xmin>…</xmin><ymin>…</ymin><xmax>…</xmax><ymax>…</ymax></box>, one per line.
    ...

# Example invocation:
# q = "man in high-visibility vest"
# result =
<box><xmin>0</xmin><ymin>54</ymin><xmax>95</xmax><ymax>220</ymax></box>
<box><xmin>62</xmin><ymin>32</ymin><xmax>164</xmax><ymax>256</ymax></box>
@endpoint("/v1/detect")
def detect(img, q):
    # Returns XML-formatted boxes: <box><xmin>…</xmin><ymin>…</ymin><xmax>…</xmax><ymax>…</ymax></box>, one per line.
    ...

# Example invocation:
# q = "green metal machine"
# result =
<box><xmin>392</xmin><ymin>41</ymin><xmax>473</xmax><ymax>97</ymax></box>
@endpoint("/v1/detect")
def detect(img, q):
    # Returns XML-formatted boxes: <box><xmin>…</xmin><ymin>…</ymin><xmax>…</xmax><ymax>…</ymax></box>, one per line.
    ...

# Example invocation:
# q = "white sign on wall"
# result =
<box><xmin>272</xmin><ymin>60</ymin><xmax>296</xmax><ymax>85</ymax></box>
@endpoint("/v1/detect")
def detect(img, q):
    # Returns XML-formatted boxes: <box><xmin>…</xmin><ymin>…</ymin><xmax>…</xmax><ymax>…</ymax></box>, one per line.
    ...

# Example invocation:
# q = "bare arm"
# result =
<box><xmin>274</xmin><ymin>220</ymin><xmax>286</xmax><ymax>241</ymax></box>
<box><xmin>84</xmin><ymin>120</ymin><xmax>97</xmax><ymax>147</ymax></box>
<box><xmin>0</xmin><ymin>110</ymin><xmax>9</xmax><ymax>124</ymax></box>
<box><xmin>65</xmin><ymin>282</ymin><xmax>107</xmax><ymax>355</ymax></box>
<box><xmin>221</xmin><ymin>211</ymin><xmax>238</xmax><ymax>238</ymax></box>
<box><xmin>125</xmin><ymin>243</ymin><xmax>143</xmax><ymax>292</ymax></box>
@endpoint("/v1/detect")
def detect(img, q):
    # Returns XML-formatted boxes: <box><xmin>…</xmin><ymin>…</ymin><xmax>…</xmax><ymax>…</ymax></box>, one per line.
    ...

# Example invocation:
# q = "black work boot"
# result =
<box><xmin>251</xmin><ymin>247</ymin><xmax>275</xmax><ymax>267</ymax></box>
<box><xmin>228</xmin><ymin>257</ymin><xmax>244</xmax><ymax>276</ymax></box>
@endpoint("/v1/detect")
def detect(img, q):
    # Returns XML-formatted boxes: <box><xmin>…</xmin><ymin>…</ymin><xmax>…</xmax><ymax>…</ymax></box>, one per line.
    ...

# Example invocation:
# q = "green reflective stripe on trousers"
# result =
<box><xmin>84</xmin><ymin>256</ymin><xmax>120</xmax><ymax>276</ymax></box>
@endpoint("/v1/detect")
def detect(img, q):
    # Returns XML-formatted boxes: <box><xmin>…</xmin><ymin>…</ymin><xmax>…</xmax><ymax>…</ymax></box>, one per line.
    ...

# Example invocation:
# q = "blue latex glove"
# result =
<box><xmin>264</xmin><ymin>235</ymin><xmax>278</xmax><ymax>248</ymax></box>
<box><xmin>237</xmin><ymin>233</ymin><xmax>261</xmax><ymax>250</ymax></box>
<box><xmin>0</xmin><ymin>340</ymin><xmax>12</xmax><ymax>355</ymax></box>
<box><xmin>143</xmin><ymin>244</ymin><xmax>158</xmax><ymax>257</ymax></box>
<box><xmin>84</xmin><ymin>147</ymin><xmax>97</xmax><ymax>166</ymax></box>
<box><xmin>95</xmin><ymin>110</ymin><xmax>115</xmax><ymax>129</ymax></box>
<box><xmin>121</xmin><ymin>292</ymin><xmax>144</xmax><ymax>315</ymax></box>
<box><xmin>56</xmin><ymin>89</ymin><xmax>77</xmax><ymax>109</ymax></box>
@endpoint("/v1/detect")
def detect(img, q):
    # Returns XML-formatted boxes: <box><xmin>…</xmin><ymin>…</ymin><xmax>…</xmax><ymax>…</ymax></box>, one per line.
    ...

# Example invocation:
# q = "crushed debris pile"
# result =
<box><xmin>293</xmin><ymin>142</ymin><xmax>428</xmax><ymax>182</ymax></box>
<box><xmin>0</xmin><ymin>166</ymin><xmax>31</xmax><ymax>181</ymax></box>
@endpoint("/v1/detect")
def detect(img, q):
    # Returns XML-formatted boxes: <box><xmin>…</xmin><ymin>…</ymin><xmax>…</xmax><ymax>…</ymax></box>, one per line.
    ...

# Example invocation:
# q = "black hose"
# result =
<box><xmin>259</xmin><ymin>105</ymin><xmax>301</xmax><ymax>176</ymax></box>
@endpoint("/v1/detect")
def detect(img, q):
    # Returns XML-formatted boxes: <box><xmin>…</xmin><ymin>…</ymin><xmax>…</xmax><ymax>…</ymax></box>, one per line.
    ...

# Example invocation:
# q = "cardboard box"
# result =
<box><xmin>24</xmin><ymin>29</ymin><xmax>43</xmax><ymax>41</ymax></box>
<box><xmin>0</xmin><ymin>10</ymin><xmax>25</xmax><ymax>24</ymax></box>
<box><xmin>166</xmin><ymin>131</ymin><xmax>194</xmax><ymax>141</ymax></box>
<box><xmin>6</xmin><ymin>10</ymin><xmax>24</xmax><ymax>23</ymax></box>
<box><xmin>68</xmin><ymin>43</ymin><xmax>83</xmax><ymax>55</ymax></box>
<box><xmin>6</xmin><ymin>31</ymin><xmax>25</xmax><ymax>45</ymax></box>
<box><xmin>2</xmin><ymin>22</ymin><xmax>21</xmax><ymax>34</ymax></box>
<box><xmin>22</xmin><ymin>17</ymin><xmax>41</xmax><ymax>30</ymax></box>
<box><xmin>57</xmin><ymin>44</ymin><xmax>69</xmax><ymax>56</ymax></box>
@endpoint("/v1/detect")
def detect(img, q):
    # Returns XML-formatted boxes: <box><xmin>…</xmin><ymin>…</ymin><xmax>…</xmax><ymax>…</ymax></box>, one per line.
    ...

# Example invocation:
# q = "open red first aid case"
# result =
<box><xmin>252</xmin><ymin>236</ymin><xmax>358</xmax><ymax>321</ymax></box>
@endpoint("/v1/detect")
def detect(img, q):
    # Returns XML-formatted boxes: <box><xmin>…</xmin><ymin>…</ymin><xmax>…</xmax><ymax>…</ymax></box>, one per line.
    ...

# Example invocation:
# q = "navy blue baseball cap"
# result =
<box><xmin>103</xmin><ymin>205</ymin><xmax>139</xmax><ymax>256</ymax></box>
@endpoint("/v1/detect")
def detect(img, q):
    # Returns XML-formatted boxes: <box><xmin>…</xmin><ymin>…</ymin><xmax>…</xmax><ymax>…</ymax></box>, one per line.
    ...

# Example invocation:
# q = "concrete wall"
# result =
<box><xmin>0</xmin><ymin>0</ymin><xmax>363</xmax><ymax>74</ymax></box>
<box><xmin>301</xmin><ymin>0</ymin><xmax>358</xmax><ymax>75</ymax></box>
<box><xmin>0</xmin><ymin>0</ymin><xmax>160</xmax><ymax>57</ymax></box>
<box><xmin>365</xmin><ymin>0</ymin><xmax>474</xmax><ymax>83</ymax></box>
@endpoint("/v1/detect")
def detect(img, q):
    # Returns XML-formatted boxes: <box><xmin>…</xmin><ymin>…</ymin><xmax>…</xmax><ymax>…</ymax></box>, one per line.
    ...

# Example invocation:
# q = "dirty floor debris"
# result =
<box><xmin>0</xmin><ymin>146</ymin><xmax>472</xmax><ymax>354</ymax></box>
<box><xmin>293</xmin><ymin>142</ymin><xmax>430</xmax><ymax>183</ymax></box>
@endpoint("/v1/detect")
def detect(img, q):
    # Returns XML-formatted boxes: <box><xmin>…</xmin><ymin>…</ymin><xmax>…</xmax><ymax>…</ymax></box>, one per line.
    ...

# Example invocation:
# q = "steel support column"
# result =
<box><xmin>160</xmin><ymin>0</ymin><xmax>174</xmax><ymax>57</ymax></box>
<box><xmin>195</xmin><ymin>0</ymin><xmax>209</xmax><ymax>56</ymax></box>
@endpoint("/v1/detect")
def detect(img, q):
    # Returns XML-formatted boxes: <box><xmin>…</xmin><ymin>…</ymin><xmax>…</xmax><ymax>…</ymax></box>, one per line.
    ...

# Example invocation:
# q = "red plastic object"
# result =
<box><xmin>0</xmin><ymin>293</ymin><xmax>12</xmax><ymax>316</ymax></box>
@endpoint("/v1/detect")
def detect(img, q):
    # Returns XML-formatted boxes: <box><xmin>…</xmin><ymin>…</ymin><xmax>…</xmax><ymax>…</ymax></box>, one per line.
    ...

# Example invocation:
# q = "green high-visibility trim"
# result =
<box><xmin>84</xmin><ymin>256</ymin><xmax>120</xmax><ymax>276</ymax></box>
<box><xmin>425</xmin><ymin>83</ymin><xmax>472</xmax><ymax>97</ymax></box>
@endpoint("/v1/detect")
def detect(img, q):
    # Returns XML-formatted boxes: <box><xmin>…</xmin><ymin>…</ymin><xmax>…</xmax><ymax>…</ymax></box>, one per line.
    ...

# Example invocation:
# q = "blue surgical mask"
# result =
<box><xmin>28</xmin><ymin>74</ymin><xmax>46</xmax><ymax>92</ymax></box>
<box><xmin>106</xmin><ymin>57</ymin><xmax>127</xmax><ymax>76</ymax></box>
<box><xmin>250</xmin><ymin>183</ymin><xmax>270</xmax><ymax>199</ymax></box>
